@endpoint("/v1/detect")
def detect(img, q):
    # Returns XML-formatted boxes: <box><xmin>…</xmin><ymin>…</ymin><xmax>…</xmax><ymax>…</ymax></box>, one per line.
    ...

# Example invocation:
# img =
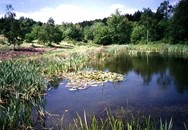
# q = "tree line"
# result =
<box><xmin>0</xmin><ymin>0</ymin><xmax>188</xmax><ymax>49</ymax></box>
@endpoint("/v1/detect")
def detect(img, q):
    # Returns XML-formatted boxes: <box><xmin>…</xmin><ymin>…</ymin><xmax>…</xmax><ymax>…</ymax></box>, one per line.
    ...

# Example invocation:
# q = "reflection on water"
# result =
<box><xmin>92</xmin><ymin>53</ymin><xmax>188</xmax><ymax>93</ymax></box>
<box><xmin>43</xmin><ymin>53</ymin><xmax>188</xmax><ymax>129</ymax></box>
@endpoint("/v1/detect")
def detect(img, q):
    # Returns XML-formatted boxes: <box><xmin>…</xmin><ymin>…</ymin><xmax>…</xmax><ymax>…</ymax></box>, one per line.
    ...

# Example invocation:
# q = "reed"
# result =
<box><xmin>54</xmin><ymin>109</ymin><xmax>182</xmax><ymax>130</ymax></box>
<box><xmin>160</xmin><ymin>118</ymin><xmax>173</xmax><ymax>130</ymax></box>
<box><xmin>0</xmin><ymin>60</ymin><xmax>46</xmax><ymax>129</ymax></box>
<box><xmin>185</xmin><ymin>123</ymin><xmax>188</xmax><ymax>130</ymax></box>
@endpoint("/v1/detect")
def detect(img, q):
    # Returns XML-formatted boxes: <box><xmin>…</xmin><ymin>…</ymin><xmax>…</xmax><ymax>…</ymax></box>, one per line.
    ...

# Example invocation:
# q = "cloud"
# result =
<box><xmin>15</xmin><ymin>3</ymin><xmax>137</xmax><ymax>24</ymax></box>
<box><xmin>170</xmin><ymin>0</ymin><xmax>180</xmax><ymax>6</ymax></box>
<box><xmin>108</xmin><ymin>4</ymin><xmax>137</xmax><ymax>15</ymax></box>
<box><xmin>15</xmin><ymin>4</ymin><xmax>106</xmax><ymax>24</ymax></box>
<box><xmin>16</xmin><ymin>4</ymin><xmax>84</xmax><ymax>24</ymax></box>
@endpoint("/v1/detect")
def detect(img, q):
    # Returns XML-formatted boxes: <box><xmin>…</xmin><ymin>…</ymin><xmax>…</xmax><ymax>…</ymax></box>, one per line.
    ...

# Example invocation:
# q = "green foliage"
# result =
<box><xmin>25</xmin><ymin>32</ymin><xmax>35</xmax><ymax>43</ymax></box>
<box><xmin>64</xmin><ymin>24</ymin><xmax>83</xmax><ymax>41</ymax></box>
<box><xmin>41</xmin><ymin>17</ymin><xmax>62</xmax><ymax>45</ymax></box>
<box><xmin>107</xmin><ymin>9</ymin><xmax>132</xmax><ymax>44</ymax></box>
<box><xmin>154</xmin><ymin>19</ymin><xmax>170</xmax><ymax>41</ymax></box>
<box><xmin>38</xmin><ymin>25</ymin><xmax>48</xmax><ymax>44</ymax></box>
<box><xmin>1</xmin><ymin>5</ymin><xmax>37</xmax><ymax>49</ymax></box>
<box><xmin>84</xmin><ymin>26</ymin><xmax>94</xmax><ymax>42</ymax></box>
<box><xmin>26</xmin><ymin>17</ymin><xmax>62</xmax><ymax>45</ymax></box>
<box><xmin>0</xmin><ymin>60</ymin><xmax>46</xmax><ymax>129</ymax></box>
<box><xmin>156</xmin><ymin>1</ymin><xmax>173</xmax><ymax>20</ymax></box>
<box><xmin>170</xmin><ymin>0</ymin><xmax>188</xmax><ymax>43</ymax></box>
<box><xmin>18</xmin><ymin>17</ymin><xmax>36</xmax><ymax>42</ymax></box>
<box><xmin>53</xmin><ymin>26</ymin><xmax>62</xmax><ymax>44</ymax></box>
<box><xmin>92</xmin><ymin>22</ymin><xmax>111</xmax><ymax>45</ymax></box>
<box><xmin>25</xmin><ymin>24</ymin><xmax>41</xmax><ymax>43</ymax></box>
<box><xmin>131</xmin><ymin>24</ymin><xmax>147</xmax><ymax>44</ymax></box>
<box><xmin>2</xmin><ymin>5</ymin><xmax>22</xmax><ymax>49</ymax></box>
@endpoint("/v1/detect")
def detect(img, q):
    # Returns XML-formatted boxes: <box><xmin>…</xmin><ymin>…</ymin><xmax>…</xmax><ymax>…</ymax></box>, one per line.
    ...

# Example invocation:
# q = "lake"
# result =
<box><xmin>39</xmin><ymin>53</ymin><xmax>188</xmax><ymax>129</ymax></box>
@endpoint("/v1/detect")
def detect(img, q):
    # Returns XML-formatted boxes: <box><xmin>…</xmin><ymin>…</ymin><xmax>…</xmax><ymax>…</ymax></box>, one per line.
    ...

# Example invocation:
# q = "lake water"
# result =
<box><xmin>41</xmin><ymin>53</ymin><xmax>188</xmax><ymax>129</ymax></box>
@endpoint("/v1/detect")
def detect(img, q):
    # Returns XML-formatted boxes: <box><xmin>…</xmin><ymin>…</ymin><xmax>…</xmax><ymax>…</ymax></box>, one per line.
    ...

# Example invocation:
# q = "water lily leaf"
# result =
<box><xmin>63</xmin><ymin>70</ymin><xmax>124</xmax><ymax>90</ymax></box>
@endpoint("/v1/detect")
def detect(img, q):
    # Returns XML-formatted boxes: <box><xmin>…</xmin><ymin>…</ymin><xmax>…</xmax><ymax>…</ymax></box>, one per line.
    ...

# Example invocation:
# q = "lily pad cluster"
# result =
<box><xmin>62</xmin><ymin>70</ymin><xmax>124</xmax><ymax>91</ymax></box>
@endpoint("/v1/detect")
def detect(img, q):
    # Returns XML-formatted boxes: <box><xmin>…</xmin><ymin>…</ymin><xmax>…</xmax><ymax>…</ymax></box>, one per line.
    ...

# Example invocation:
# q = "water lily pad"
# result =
<box><xmin>62</xmin><ymin>70</ymin><xmax>124</xmax><ymax>90</ymax></box>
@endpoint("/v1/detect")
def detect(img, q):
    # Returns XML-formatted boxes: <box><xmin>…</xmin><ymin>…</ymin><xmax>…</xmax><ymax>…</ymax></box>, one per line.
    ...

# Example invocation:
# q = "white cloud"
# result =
<box><xmin>15</xmin><ymin>3</ymin><xmax>137</xmax><ymax>24</ymax></box>
<box><xmin>108</xmin><ymin>4</ymin><xmax>137</xmax><ymax>15</ymax></box>
<box><xmin>15</xmin><ymin>4</ymin><xmax>106</xmax><ymax>24</ymax></box>
<box><xmin>16</xmin><ymin>4</ymin><xmax>83</xmax><ymax>24</ymax></box>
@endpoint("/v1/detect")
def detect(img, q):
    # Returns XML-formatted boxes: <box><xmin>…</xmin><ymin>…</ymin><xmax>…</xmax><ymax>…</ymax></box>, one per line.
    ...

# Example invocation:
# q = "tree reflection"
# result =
<box><xmin>157</xmin><ymin>70</ymin><xmax>172</xmax><ymax>90</ymax></box>
<box><xmin>90</xmin><ymin>53</ymin><xmax>188</xmax><ymax>93</ymax></box>
<box><xmin>168</xmin><ymin>58</ymin><xmax>188</xmax><ymax>93</ymax></box>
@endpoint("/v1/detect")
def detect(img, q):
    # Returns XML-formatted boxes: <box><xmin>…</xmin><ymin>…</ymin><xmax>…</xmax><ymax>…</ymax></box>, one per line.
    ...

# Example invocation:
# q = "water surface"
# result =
<box><xmin>43</xmin><ymin>53</ymin><xmax>188</xmax><ymax>129</ymax></box>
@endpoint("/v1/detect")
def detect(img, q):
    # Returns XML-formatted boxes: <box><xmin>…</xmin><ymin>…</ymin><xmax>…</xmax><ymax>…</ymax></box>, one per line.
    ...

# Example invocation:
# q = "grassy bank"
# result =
<box><xmin>127</xmin><ymin>43</ymin><xmax>188</xmax><ymax>56</ymax></box>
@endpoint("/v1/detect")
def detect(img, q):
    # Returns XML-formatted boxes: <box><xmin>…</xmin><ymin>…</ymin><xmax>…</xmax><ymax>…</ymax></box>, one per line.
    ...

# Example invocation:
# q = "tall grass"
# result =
<box><xmin>0</xmin><ymin>60</ymin><xmax>46</xmax><ymax>129</ymax></box>
<box><xmin>38</xmin><ymin>52</ymin><xmax>87</xmax><ymax>77</ymax></box>
<box><xmin>53</xmin><ymin>109</ymin><xmax>182</xmax><ymax>130</ymax></box>
<box><xmin>127</xmin><ymin>43</ymin><xmax>188</xmax><ymax>56</ymax></box>
<box><xmin>0</xmin><ymin>53</ymin><xmax>88</xmax><ymax>129</ymax></box>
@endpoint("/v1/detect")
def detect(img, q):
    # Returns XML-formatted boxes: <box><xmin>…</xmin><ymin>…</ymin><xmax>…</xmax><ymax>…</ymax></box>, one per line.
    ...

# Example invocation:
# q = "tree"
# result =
<box><xmin>2</xmin><ymin>5</ymin><xmax>21</xmax><ymax>49</ymax></box>
<box><xmin>52</xmin><ymin>26</ymin><xmax>62</xmax><ymax>44</ymax></box>
<box><xmin>18</xmin><ymin>17</ymin><xmax>36</xmax><ymax>42</ymax></box>
<box><xmin>140</xmin><ymin>8</ymin><xmax>155</xmax><ymax>43</ymax></box>
<box><xmin>156</xmin><ymin>1</ymin><xmax>173</xmax><ymax>20</ymax></box>
<box><xmin>170</xmin><ymin>0</ymin><xmax>188</xmax><ymax>43</ymax></box>
<box><xmin>38</xmin><ymin>25</ymin><xmax>48</xmax><ymax>44</ymax></box>
<box><xmin>64</xmin><ymin>24</ymin><xmax>83</xmax><ymax>41</ymax></box>
<box><xmin>83</xmin><ymin>26</ymin><xmax>94</xmax><ymax>42</ymax></box>
<box><xmin>25</xmin><ymin>24</ymin><xmax>41</xmax><ymax>43</ymax></box>
<box><xmin>131</xmin><ymin>24</ymin><xmax>147</xmax><ymax>44</ymax></box>
<box><xmin>132</xmin><ymin>10</ymin><xmax>142</xmax><ymax>21</ymax></box>
<box><xmin>0</xmin><ymin>18</ymin><xmax>5</xmax><ymax>34</ymax></box>
<box><xmin>36</xmin><ymin>17</ymin><xmax>62</xmax><ymax>45</ymax></box>
<box><xmin>45</xmin><ymin>17</ymin><xmax>55</xmax><ymax>45</ymax></box>
<box><xmin>92</xmin><ymin>22</ymin><xmax>111</xmax><ymax>45</ymax></box>
<box><xmin>47</xmin><ymin>17</ymin><xmax>55</xmax><ymax>25</ymax></box>
<box><xmin>107</xmin><ymin>9</ymin><xmax>132</xmax><ymax>44</ymax></box>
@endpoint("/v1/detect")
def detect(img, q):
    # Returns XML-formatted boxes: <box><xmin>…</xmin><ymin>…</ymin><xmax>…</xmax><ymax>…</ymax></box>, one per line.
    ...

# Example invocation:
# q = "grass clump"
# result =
<box><xmin>0</xmin><ymin>60</ymin><xmax>46</xmax><ymax>129</ymax></box>
<box><xmin>53</xmin><ymin>109</ymin><xmax>180</xmax><ymax>130</ymax></box>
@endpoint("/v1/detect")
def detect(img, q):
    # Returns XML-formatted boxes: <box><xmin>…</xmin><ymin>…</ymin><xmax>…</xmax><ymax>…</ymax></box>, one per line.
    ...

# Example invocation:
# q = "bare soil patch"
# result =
<box><xmin>0</xmin><ymin>47</ymin><xmax>58</xmax><ymax>60</ymax></box>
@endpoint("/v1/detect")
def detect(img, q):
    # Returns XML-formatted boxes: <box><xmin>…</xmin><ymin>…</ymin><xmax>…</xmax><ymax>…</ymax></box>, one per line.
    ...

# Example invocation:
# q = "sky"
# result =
<box><xmin>0</xmin><ymin>0</ymin><xmax>180</xmax><ymax>24</ymax></box>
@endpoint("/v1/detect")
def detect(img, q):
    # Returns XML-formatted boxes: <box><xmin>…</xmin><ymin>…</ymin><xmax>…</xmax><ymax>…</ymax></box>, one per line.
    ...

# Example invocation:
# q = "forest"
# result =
<box><xmin>0</xmin><ymin>0</ymin><xmax>188</xmax><ymax>49</ymax></box>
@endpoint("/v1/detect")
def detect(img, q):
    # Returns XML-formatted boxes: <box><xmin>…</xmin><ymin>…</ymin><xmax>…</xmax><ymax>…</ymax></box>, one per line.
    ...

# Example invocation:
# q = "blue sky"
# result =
<box><xmin>0</xmin><ymin>0</ymin><xmax>179</xmax><ymax>24</ymax></box>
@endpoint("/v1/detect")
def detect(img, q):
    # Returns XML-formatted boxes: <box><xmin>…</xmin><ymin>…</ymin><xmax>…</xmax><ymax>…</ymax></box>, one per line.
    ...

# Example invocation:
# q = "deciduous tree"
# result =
<box><xmin>2</xmin><ymin>5</ymin><xmax>21</xmax><ymax>49</ymax></box>
<box><xmin>170</xmin><ymin>0</ymin><xmax>188</xmax><ymax>43</ymax></box>
<box><xmin>107</xmin><ymin>9</ymin><xmax>132</xmax><ymax>44</ymax></box>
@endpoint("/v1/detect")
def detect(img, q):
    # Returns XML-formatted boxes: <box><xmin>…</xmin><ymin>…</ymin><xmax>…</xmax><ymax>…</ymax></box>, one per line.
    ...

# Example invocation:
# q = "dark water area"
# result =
<box><xmin>42</xmin><ymin>53</ymin><xmax>188</xmax><ymax>129</ymax></box>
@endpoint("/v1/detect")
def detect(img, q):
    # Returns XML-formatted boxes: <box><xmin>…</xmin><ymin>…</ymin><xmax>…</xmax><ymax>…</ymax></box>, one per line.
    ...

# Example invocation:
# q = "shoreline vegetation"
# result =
<box><xmin>0</xmin><ymin>42</ymin><xmax>188</xmax><ymax>129</ymax></box>
<box><xmin>1</xmin><ymin>42</ymin><xmax>188</xmax><ymax>60</ymax></box>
